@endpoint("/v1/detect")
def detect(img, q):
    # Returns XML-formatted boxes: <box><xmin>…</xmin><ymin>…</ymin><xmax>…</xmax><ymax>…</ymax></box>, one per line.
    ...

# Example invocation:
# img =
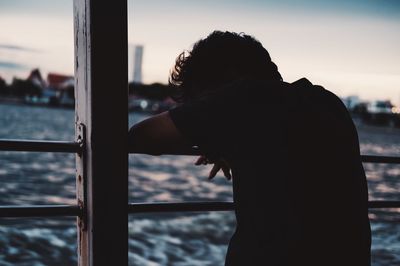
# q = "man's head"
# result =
<box><xmin>169</xmin><ymin>30</ymin><xmax>282</xmax><ymax>102</ymax></box>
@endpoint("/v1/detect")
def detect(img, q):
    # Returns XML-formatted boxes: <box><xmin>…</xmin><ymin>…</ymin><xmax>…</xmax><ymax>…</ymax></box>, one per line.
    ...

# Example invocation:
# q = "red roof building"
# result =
<box><xmin>47</xmin><ymin>73</ymin><xmax>73</xmax><ymax>90</ymax></box>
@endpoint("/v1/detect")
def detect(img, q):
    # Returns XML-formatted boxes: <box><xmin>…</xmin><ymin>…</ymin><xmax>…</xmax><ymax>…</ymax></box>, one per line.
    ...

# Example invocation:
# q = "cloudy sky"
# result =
<box><xmin>0</xmin><ymin>0</ymin><xmax>399</xmax><ymax>104</ymax></box>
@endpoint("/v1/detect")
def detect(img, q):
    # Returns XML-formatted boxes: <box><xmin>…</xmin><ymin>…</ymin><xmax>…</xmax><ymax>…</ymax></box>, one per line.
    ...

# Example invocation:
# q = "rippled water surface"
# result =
<box><xmin>0</xmin><ymin>104</ymin><xmax>399</xmax><ymax>265</ymax></box>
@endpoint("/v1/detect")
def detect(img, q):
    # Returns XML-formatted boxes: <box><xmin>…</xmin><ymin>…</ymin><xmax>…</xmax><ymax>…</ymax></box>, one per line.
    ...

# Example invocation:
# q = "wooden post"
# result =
<box><xmin>74</xmin><ymin>0</ymin><xmax>128</xmax><ymax>265</ymax></box>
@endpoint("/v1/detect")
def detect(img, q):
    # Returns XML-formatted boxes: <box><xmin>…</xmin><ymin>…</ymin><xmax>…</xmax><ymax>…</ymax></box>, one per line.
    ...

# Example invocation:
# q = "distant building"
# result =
<box><xmin>341</xmin><ymin>95</ymin><xmax>360</xmax><ymax>111</ymax></box>
<box><xmin>46</xmin><ymin>73</ymin><xmax>75</xmax><ymax>107</ymax></box>
<box><xmin>47</xmin><ymin>73</ymin><xmax>73</xmax><ymax>90</ymax></box>
<box><xmin>27</xmin><ymin>69</ymin><xmax>46</xmax><ymax>89</ymax></box>
<box><xmin>133</xmin><ymin>45</ymin><xmax>143</xmax><ymax>83</ymax></box>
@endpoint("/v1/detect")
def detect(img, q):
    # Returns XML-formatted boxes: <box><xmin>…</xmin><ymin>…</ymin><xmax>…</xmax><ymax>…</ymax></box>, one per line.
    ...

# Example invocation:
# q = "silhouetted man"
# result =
<box><xmin>128</xmin><ymin>31</ymin><xmax>371</xmax><ymax>266</ymax></box>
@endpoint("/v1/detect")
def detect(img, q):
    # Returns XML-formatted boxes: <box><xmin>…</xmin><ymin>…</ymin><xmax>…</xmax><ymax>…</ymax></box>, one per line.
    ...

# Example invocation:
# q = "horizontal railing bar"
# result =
<box><xmin>131</xmin><ymin>150</ymin><xmax>399</xmax><ymax>164</ymax></box>
<box><xmin>0</xmin><ymin>205</ymin><xmax>82</xmax><ymax>218</ymax></box>
<box><xmin>0</xmin><ymin>201</ymin><xmax>397</xmax><ymax>218</ymax></box>
<box><xmin>368</xmin><ymin>201</ymin><xmax>400</xmax><ymax>209</ymax></box>
<box><xmin>361</xmin><ymin>155</ymin><xmax>400</xmax><ymax>164</ymax></box>
<box><xmin>0</xmin><ymin>139</ymin><xmax>81</xmax><ymax>153</ymax></box>
<box><xmin>129</xmin><ymin>202</ymin><xmax>235</xmax><ymax>213</ymax></box>
<box><xmin>129</xmin><ymin>200</ymin><xmax>400</xmax><ymax>214</ymax></box>
<box><xmin>130</xmin><ymin>147</ymin><xmax>201</xmax><ymax>156</ymax></box>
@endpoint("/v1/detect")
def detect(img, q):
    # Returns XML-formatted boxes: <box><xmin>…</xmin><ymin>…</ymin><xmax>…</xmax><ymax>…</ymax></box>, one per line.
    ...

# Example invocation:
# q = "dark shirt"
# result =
<box><xmin>169</xmin><ymin>78</ymin><xmax>371</xmax><ymax>266</ymax></box>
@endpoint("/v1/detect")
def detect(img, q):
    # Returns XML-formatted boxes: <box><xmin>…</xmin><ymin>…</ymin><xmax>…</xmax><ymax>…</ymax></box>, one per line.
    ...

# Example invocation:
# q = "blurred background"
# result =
<box><xmin>0</xmin><ymin>0</ymin><xmax>399</xmax><ymax>265</ymax></box>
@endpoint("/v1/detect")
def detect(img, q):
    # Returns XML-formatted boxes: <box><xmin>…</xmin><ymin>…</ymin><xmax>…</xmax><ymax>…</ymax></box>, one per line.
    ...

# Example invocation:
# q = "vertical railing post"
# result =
<box><xmin>74</xmin><ymin>0</ymin><xmax>128</xmax><ymax>265</ymax></box>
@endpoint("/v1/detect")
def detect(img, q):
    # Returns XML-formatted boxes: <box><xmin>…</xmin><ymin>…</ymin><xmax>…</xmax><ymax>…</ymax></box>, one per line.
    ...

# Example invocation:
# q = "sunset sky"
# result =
<box><xmin>0</xmin><ymin>0</ymin><xmax>399</xmax><ymax>105</ymax></box>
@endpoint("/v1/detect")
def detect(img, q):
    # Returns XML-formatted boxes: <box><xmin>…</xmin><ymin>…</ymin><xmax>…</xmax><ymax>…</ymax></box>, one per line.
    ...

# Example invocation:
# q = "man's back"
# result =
<box><xmin>169</xmin><ymin>78</ymin><xmax>371</xmax><ymax>265</ymax></box>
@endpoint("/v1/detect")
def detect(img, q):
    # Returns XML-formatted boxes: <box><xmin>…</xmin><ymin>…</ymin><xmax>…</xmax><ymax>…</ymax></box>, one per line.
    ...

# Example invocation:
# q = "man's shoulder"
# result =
<box><xmin>226</xmin><ymin>78</ymin><xmax>290</xmax><ymax>102</ymax></box>
<box><xmin>288</xmin><ymin>78</ymin><xmax>354</xmax><ymax>131</ymax></box>
<box><xmin>289</xmin><ymin>78</ymin><xmax>345</xmax><ymax>108</ymax></box>
<box><xmin>220</xmin><ymin>78</ymin><xmax>285</xmax><ymax>91</ymax></box>
<box><xmin>289</xmin><ymin>78</ymin><xmax>325</xmax><ymax>96</ymax></box>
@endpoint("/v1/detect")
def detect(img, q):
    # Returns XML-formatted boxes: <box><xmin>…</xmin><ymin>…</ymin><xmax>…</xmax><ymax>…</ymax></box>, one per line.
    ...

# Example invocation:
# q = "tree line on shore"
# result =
<box><xmin>129</xmin><ymin>82</ymin><xmax>176</xmax><ymax>101</ymax></box>
<box><xmin>0</xmin><ymin>75</ymin><xmax>176</xmax><ymax>101</ymax></box>
<box><xmin>0</xmin><ymin>76</ymin><xmax>42</xmax><ymax>98</ymax></box>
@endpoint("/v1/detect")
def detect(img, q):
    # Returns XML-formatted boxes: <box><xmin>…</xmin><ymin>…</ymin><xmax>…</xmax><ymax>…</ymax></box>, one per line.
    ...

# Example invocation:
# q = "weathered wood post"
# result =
<box><xmin>74</xmin><ymin>0</ymin><xmax>128</xmax><ymax>265</ymax></box>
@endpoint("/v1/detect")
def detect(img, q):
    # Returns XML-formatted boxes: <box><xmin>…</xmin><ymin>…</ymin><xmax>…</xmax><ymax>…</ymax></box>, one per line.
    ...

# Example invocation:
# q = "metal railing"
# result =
<box><xmin>0</xmin><ymin>138</ymin><xmax>399</xmax><ymax>219</ymax></box>
<box><xmin>0</xmin><ymin>139</ymin><xmax>81</xmax><ymax>153</ymax></box>
<box><xmin>0</xmin><ymin>139</ymin><xmax>83</xmax><ymax>218</ymax></box>
<box><xmin>0</xmin><ymin>205</ymin><xmax>81</xmax><ymax>218</ymax></box>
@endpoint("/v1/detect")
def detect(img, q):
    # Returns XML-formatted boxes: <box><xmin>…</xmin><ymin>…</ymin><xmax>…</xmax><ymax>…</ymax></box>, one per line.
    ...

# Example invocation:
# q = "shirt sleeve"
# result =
<box><xmin>168</xmin><ymin>82</ymin><xmax>243</xmax><ymax>156</ymax></box>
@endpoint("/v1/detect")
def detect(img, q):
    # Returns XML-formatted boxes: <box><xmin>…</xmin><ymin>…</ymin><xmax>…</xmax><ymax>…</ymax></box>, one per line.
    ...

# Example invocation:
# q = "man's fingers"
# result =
<box><xmin>221</xmin><ymin>165</ymin><xmax>231</xmax><ymax>180</ymax></box>
<box><xmin>208</xmin><ymin>163</ymin><xmax>221</xmax><ymax>180</ymax></box>
<box><xmin>197</xmin><ymin>157</ymin><xmax>231</xmax><ymax>181</ymax></box>
<box><xmin>220</xmin><ymin>159</ymin><xmax>231</xmax><ymax>180</ymax></box>
<box><xmin>195</xmin><ymin>157</ymin><xmax>202</xmax><ymax>165</ymax></box>
<box><xmin>195</xmin><ymin>155</ymin><xmax>207</xmax><ymax>165</ymax></box>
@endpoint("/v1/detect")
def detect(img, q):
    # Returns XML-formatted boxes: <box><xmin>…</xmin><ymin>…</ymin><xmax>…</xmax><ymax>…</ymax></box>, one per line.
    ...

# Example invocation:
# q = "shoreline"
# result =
<box><xmin>1</xmin><ymin>99</ymin><xmax>400</xmax><ymax>131</ymax></box>
<box><xmin>0</xmin><ymin>97</ymin><xmax>168</xmax><ymax>114</ymax></box>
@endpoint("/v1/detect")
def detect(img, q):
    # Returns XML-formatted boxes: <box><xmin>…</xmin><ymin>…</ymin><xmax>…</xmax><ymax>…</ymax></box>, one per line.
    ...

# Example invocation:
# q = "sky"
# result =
<box><xmin>0</xmin><ymin>0</ymin><xmax>399</xmax><ymax>105</ymax></box>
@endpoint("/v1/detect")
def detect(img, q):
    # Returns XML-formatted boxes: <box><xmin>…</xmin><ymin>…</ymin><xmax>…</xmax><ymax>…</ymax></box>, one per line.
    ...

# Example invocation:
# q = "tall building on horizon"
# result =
<box><xmin>133</xmin><ymin>45</ymin><xmax>143</xmax><ymax>83</ymax></box>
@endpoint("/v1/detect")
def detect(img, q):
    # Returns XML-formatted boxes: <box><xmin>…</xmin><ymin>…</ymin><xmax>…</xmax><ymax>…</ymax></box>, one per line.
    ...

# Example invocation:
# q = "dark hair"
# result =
<box><xmin>169</xmin><ymin>30</ymin><xmax>282</xmax><ymax>102</ymax></box>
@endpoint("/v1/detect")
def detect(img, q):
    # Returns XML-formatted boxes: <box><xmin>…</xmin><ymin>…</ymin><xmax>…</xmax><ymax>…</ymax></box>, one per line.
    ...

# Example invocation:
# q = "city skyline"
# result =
<box><xmin>133</xmin><ymin>45</ymin><xmax>144</xmax><ymax>83</ymax></box>
<box><xmin>0</xmin><ymin>0</ymin><xmax>399</xmax><ymax>105</ymax></box>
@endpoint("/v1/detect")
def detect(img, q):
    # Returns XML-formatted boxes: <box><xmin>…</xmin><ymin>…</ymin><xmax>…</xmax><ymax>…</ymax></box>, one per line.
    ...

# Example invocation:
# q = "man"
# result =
<box><xmin>128</xmin><ymin>31</ymin><xmax>371</xmax><ymax>265</ymax></box>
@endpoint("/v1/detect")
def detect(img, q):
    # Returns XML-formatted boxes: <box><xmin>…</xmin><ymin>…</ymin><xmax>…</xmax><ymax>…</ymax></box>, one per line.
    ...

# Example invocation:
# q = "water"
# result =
<box><xmin>0</xmin><ymin>104</ymin><xmax>399</xmax><ymax>265</ymax></box>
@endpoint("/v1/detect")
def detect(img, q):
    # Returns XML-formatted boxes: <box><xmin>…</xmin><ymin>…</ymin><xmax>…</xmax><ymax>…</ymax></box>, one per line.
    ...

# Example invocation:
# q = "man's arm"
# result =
<box><xmin>128</xmin><ymin>111</ymin><xmax>194</xmax><ymax>155</ymax></box>
<box><xmin>128</xmin><ymin>111</ymin><xmax>231</xmax><ymax>179</ymax></box>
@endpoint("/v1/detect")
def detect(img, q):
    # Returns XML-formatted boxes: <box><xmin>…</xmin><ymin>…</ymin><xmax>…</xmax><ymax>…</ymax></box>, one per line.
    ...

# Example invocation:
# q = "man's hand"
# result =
<box><xmin>195</xmin><ymin>155</ymin><xmax>232</xmax><ymax>180</ymax></box>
